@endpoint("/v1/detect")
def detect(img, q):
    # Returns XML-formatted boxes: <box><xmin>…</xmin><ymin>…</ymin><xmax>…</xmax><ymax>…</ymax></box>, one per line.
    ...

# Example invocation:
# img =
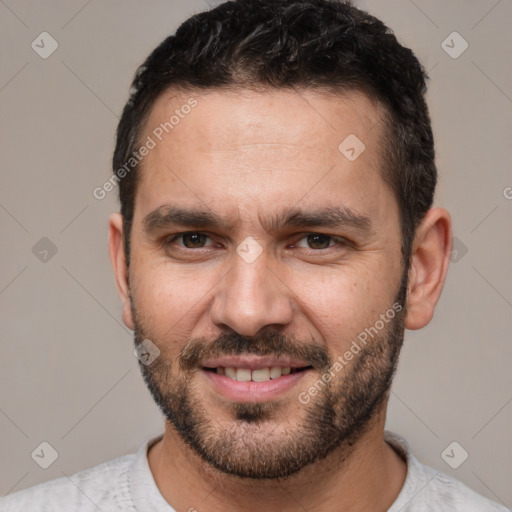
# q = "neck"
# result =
<box><xmin>147</xmin><ymin>408</ymin><xmax>407</xmax><ymax>512</ymax></box>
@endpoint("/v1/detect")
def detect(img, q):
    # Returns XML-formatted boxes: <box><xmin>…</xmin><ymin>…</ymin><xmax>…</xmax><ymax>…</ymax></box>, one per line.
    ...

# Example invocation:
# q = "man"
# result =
<box><xmin>1</xmin><ymin>0</ymin><xmax>507</xmax><ymax>510</ymax></box>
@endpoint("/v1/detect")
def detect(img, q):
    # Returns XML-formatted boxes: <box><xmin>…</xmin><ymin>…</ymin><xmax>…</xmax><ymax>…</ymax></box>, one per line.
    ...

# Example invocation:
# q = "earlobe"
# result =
<box><xmin>404</xmin><ymin>208</ymin><xmax>452</xmax><ymax>330</ymax></box>
<box><xmin>108</xmin><ymin>212</ymin><xmax>134</xmax><ymax>331</ymax></box>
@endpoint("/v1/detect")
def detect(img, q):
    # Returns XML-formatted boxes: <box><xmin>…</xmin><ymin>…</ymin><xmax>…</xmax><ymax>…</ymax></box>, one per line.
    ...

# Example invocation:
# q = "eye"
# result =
<box><xmin>164</xmin><ymin>231</ymin><xmax>350</xmax><ymax>253</ymax></box>
<box><xmin>292</xmin><ymin>233</ymin><xmax>348</xmax><ymax>250</ymax></box>
<box><xmin>167</xmin><ymin>232</ymin><xmax>214</xmax><ymax>249</ymax></box>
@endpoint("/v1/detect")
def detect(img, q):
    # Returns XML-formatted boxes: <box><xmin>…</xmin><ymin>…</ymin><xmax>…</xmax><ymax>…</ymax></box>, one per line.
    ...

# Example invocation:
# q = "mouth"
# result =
<box><xmin>203</xmin><ymin>365</ymin><xmax>312</xmax><ymax>382</ymax></box>
<box><xmin>200</xmin><ymin>356</ymin><xmax>314</xmax><ymax>401</ymax></box>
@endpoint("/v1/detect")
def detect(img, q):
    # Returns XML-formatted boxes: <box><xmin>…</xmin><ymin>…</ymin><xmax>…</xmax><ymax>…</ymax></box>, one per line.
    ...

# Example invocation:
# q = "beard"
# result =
<box><xmin>132</xmin><ymin>272</ymin><xmax>408</xmax><ymax>480</ymax></box>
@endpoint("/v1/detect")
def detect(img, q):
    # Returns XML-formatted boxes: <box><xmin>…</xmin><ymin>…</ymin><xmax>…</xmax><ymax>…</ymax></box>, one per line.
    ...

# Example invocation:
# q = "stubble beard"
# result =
<box><xmin>133</xmin><ymin>277</ymin><xmax>407</xmax><ymax>480</ymax></box>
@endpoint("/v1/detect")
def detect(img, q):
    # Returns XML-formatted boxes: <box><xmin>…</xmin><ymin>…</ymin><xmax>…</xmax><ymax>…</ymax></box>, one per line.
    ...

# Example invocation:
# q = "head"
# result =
<box><xmin>109</xmin><ymin>0</ymin><xmax>451</xmax><ymax>479</ymax></box>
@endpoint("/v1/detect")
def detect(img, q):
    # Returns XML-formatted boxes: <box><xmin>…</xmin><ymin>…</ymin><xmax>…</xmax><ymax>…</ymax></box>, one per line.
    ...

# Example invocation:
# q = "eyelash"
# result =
<box><xmin>165</xmin><ymin>231</ymin><xmax>350</xmax><ymax>252</ymax></box>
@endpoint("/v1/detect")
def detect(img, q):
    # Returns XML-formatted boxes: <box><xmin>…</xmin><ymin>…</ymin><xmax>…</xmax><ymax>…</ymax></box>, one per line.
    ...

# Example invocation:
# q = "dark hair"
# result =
<box><xmin>113</xmin><ymin>0</ymin><xmax>436</xmax><ymax>268</ymax></box>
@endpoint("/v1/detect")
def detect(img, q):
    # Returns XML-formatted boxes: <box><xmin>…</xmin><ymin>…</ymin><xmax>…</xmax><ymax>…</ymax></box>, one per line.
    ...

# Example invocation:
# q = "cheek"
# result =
<box><xmin>297</xmin><ymin>278</ymin><xmax>367</xmax><ymax>342</ymax></box>
<box><xmin>290</xmin><ymin>264</ymin><xmax>398</xmax><ymax>353</ymax></box>
<box><xmin>130</xmin><ymin>262</ymin><xmax>213</xmax><ymax>334</ymax></box>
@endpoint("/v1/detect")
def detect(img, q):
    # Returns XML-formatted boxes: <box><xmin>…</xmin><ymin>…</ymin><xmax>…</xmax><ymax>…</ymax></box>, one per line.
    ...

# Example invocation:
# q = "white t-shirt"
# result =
<box><xmin>0</xmin><ymin>431</ymin><xmax>508</xmax><ymax>511</ymax></box>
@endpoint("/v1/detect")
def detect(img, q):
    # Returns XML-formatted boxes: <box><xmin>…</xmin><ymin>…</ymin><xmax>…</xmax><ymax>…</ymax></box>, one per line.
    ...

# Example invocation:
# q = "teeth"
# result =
<box><xmin>225</xmin><ymin>367</ymin><xmax>236</xmax><ymax>379</ymax></box>
<box><xmin>270</xmin><ymin>366</ymin><xmax>282</xmax><ymax>379</ymax></box>
<box><xmin>236</xmin><ymin>368</ymin><xmax>251</xmax><ymax>382</ymax></box>
<box><xmin>216</xmin><ymin>366</ymin><xmax>293</xmax><ymax>382</ymax></box>
<box><xmin>252</xmin><ymin>368</ymin><xmax>270</xmax><ymax>382</ymax></box>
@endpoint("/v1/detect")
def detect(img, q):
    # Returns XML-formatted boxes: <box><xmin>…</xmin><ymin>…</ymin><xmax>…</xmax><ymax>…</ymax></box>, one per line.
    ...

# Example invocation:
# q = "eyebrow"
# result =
<box><xmin>142</xmin><ymin>204</ymin><xmax>374</xmax><ymax>236</ymax></box>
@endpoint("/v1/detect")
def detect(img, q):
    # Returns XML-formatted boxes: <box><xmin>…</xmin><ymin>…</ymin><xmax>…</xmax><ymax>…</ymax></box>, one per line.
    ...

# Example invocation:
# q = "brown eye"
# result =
<box><xmin>168</xmin><ymin>232</ymin><xmax>212</xmax><ymax>249</ymax></box>
<box><xmin>305</xmin><ymin>234</ymin><xmax>333</xmax><ymax>250</ymax></box>
<box><xmin>293</xmin><ymin>233</ymin><xmax>340</xmax><ymax>250</ymax></box>
<box><xmin>182</xmin><ymin>233</ymin><xmax>208</xmax><ymax>248</ymax></box>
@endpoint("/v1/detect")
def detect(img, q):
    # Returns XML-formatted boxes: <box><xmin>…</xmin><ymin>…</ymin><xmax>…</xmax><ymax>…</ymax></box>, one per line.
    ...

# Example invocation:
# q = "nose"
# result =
<box><xmin>210</xmin><ymin>249</ymin><xmax>294</xmax><ymax>337</ymax></box>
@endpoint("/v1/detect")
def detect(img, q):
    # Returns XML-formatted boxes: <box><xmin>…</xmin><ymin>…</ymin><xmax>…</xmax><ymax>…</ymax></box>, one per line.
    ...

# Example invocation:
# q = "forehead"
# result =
<box><xmin>134</xmin><ymin>87</ymin><xmax>395</xmax><ymax>232</ymax></box>
<box><xmin>143</xmin><ymin>86</ymin><xmax>384</xmax><ymax>153</ymax></box>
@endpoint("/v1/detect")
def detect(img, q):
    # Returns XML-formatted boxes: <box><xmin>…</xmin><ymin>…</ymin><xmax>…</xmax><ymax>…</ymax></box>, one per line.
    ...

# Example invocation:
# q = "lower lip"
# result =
<box><xmin>201</xmin><ymin>369</ymin><xmax>310</xmax><ymax>402</ymax></box>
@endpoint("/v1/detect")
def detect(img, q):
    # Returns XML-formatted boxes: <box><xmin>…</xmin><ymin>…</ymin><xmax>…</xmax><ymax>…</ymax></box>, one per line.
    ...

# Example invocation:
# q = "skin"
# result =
<box><xmin>109</xmin><ymin>88</ymin><xmax>452</xmax><ymax>511</ymax></box>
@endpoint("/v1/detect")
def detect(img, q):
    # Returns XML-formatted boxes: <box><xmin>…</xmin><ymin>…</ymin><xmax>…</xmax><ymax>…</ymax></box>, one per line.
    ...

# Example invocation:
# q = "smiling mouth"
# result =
<box><xmin>203</xmin><ymin>366</ymin><xmax>312</xmax><ymax>382</ymax></box>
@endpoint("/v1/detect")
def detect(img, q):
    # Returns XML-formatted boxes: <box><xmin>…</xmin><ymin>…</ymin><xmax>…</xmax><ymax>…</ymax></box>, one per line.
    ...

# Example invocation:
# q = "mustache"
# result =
<box><xmin>179</xmin><ymin>331</ymin><xmax>330</xmax><ymax>371</ymax></box>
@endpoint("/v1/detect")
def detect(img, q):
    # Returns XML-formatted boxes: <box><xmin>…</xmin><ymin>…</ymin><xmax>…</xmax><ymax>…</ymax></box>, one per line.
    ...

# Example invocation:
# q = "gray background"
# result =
<box><xmin>0</xmin><ymin>0</ymin><xmax>511</xmax><ymax>507</ymax></box>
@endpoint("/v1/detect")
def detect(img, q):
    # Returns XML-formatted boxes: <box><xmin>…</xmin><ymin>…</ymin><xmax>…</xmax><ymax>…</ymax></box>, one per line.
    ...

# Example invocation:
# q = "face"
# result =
<box><xmin>125</xmin><ymin>88</ymin><xmax>406</xmax><ymax>479</ymax></box>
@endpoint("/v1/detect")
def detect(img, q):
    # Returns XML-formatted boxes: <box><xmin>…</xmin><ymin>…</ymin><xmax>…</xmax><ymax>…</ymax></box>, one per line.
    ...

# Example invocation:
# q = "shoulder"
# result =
<box><xmin>0</xmin><ymin>452</ymin><xmax>135</xmax><ymax>512</ymax></box>
<box><xmin>385</xmin><ymin>431</ymin><xmax>509</xmax><ymax>512</ymax></box>
<box><xmin>417</xmin><ymin>468</ymin><xmax>509</xmax><ymax>511</ymax></box>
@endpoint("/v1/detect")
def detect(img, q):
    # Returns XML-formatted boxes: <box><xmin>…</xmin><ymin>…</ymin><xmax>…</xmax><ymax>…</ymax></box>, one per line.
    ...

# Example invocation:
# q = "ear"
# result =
<box><xmin>109</xmin><ymin>212</ymin><xmax>134</xmax><ymax>330</ymax></box>
<box><xmin>405</xmin><ymin>207</ymin><xmax>452</xmax><ymax>330</ymax></box>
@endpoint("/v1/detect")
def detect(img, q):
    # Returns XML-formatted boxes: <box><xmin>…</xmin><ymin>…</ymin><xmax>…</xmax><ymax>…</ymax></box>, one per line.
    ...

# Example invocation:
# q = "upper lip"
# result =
<box><xmin>201</xmin><ymin>355</ymin><xmax>310</xmax><ymax>370</ymax></box>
